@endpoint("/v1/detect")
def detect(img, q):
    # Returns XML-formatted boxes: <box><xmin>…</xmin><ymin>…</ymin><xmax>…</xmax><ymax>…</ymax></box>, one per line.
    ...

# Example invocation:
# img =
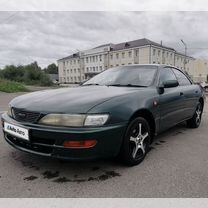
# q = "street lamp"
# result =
<box><xmin>181</xmin><ymin>39</ymin><xmax>187</xmax><ymax>71</ymax></box>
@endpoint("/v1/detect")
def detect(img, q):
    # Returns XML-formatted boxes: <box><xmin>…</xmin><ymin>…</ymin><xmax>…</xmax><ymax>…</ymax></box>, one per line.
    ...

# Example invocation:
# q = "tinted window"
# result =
<box><xmin>172</xmin><ymin>69</ymin><xmax>191</xmax><ymax>86</ymax></box>
<box><xmin>83</xmin><ymin>66</ymin><xmax>157</xmax><ymax>87</ymax></box>
<box><xmin>159</xmin><ymin>68</ymin><xmax>177</xmax><ymax>84</ymax></box>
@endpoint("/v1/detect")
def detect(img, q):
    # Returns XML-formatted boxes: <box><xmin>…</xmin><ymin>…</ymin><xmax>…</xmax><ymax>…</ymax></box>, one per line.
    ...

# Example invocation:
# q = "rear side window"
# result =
<box><xmin>159</xmin><ymin>68</ymin><xmax>177</xmax><ymax>84</ymax></box>
<box><xmin>172</xmin><ymin>69</ymin><xmax>191</xmax><ymax>86</ymax></box>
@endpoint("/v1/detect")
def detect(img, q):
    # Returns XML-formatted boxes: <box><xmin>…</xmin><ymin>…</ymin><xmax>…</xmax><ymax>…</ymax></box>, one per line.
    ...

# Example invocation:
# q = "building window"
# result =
<box><xmin>74</xmin><ymin>69</ymin><xmax>76</xmax><ymax>73</ymax></box>
<box><xmin>128</xmin><ymin>63</ymin><xmax>132</xmax><ymax>65</ymax></box>
<box><xmin>99</xmin><ymin>55</ymin><xmax>102</xmax><ymax>61</ymax></box>
<box><xmin>74</xmin><ymin>60</ymin><xmax>76</xmax><ymax>64</ymax></box>
<box><xmin>93</xmin><ymin>56</ymin><xmax>95</xmax><ymax>62</ymax></box>
<box><xmin>110</xmin><ymin>54</ymin><xmax>113</xmax><ymax>60</ymax></box>
<box><xmin>86</xmin><ymin>67</ymin><xmax>89</xmax><ymax>72</ymax></box>
<box><xmin>129</xmin><ymin>51</ymin><xmax>132</xmax><ymax>57</ymax></box>
<box><xmin>96</xmin><ymin>66</ymin><xmax>98</xmax><ymax>71</ymax></box>
<box><xmin>96</xmin><ymin>56</ymin><xmax>98</xmax><ymax>62</ymax></box>
<box><xmin>116</xmin><ymin>53</ymin><xmax>119</xmax><ymax>59</ymax></box>
<box><xmin>122</xmin><ymin>52</ymin><xmax>125</xmax><ymax>58</ymax></box>
<box><xmin>167</xmin><ymin>52</ymin><xmax>169</xmax><ymax>58</ymax></box>
<box><xmin>135</xmin><ymin>49</ymin><xmax>139</xmax><ymax>56</ymax></box>
<box><xmin>86</xmin><ymin>57</ymin><xmax>88</xmax><ymax>63</ymax></box>
<box><xmin>100</xmin><ymin>66</ymin><xmax>102</xmax><ymax>71</ymax></box>
<box><xmin>71</xmin><ymin>69</ymin><xmax>72</xmax><ymax>73</ymax></box>
<box><xmin>153</xmin><ymin>49</ymin><xmax>156</xmax><ymax>56</ymax></box>
<box><xmin>158</xmin><ymin>50</ymin><xmax>161</xmax><ymax>56</ymax></box>
<box><xmin>116</xmin><ymin>64</ymin><xmax>119</xmax><ymax>66</ymax></box>
<box><xmin>93</xmin><ymin>67</ymin><xmax>95</xmax><ymax>72</ymax></box>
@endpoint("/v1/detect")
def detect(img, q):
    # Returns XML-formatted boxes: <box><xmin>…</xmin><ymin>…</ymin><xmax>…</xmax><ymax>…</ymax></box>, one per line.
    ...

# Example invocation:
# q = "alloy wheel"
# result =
<box><xmin>129</xmin><ymin>122</ymin><xmax>149</xmax><ymax>160</ymax></box>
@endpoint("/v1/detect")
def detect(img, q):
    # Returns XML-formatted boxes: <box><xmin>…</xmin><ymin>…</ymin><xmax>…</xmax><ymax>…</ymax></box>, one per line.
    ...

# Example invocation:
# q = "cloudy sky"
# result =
<box><xmin>1</xmin><ymin>11</ymin><xmax>208</xmax><ymax>68</ymax></box>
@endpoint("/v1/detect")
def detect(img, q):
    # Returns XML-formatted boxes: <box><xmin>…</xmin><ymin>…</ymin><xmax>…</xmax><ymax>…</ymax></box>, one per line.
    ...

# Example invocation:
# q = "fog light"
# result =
<box><xmin>63</xmin><ymin>140</ymin><xmax>97</xmax><ymax>148</ymax></box>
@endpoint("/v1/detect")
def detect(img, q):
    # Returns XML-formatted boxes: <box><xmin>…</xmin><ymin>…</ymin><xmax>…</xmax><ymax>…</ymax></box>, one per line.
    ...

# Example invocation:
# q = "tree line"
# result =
<box><xmin>0</xmin><ymin>62</ymin><xmax>58</xmax><ymax>86</ymax></box>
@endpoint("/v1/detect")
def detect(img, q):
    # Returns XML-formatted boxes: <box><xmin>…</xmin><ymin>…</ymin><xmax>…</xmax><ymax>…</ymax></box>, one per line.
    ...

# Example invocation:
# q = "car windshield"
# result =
<box><xmin>83</xmin><ymin>65</ymin><xmax>157</xmax><ymax>87</ymax></box>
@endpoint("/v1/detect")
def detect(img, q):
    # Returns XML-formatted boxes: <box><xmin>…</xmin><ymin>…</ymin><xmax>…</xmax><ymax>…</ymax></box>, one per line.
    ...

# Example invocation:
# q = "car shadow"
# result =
<box><xmin>9</xmin><ymin>121</ymin><xmax>189</xmax><ymax>183</ymax></box>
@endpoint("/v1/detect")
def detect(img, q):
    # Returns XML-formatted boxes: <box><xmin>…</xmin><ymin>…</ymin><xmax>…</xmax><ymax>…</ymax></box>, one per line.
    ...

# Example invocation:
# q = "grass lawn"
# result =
<box><xmin>0</xmin><ymin>79</ymin><xmax>29</xmax><ymax>93</ymax></box>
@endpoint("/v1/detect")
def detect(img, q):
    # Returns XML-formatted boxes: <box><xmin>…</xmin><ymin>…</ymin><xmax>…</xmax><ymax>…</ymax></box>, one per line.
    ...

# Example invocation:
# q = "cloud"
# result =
<box><xmin>1</xmin><ymin>0</ymin><xmax>208</xmax><ymax>11</ymax></box>
<box><xmin>1</xmin><ymin>11</ymin><xmax>208</xmax><ymax>68</ymax></box>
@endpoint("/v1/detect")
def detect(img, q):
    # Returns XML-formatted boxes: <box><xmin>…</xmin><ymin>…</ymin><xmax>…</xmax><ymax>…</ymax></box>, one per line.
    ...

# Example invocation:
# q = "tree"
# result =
<box><xmin>0</xmin><ymin>62</ymin><xmax>52</xmax><ymax>86</ymax></box>
<box><xmin>44</xmin><ymin>63</ymin><xmax>58</xmax><ymax>74</ymax></box>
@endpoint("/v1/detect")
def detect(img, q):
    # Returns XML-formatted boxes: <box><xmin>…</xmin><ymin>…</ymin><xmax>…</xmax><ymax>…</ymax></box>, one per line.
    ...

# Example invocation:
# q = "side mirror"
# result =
<box><xmin>163</xmin><ymin>80</ymin><xmax>179</xmax><ymax>88</ymax></box>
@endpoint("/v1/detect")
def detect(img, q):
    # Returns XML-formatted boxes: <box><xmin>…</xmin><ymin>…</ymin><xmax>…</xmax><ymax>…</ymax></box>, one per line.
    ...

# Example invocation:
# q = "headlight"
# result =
<box><xmin>7</xmin><ymin>105</ymin><xmax>12</xmax><ymax>117</ymax></box>
<box><xmin>84</xmin><ymin>114</ymin><xmax>109</xmax><ymax>126</ymax></box>
<box><xmin>39</xmin><ymin>114</ymin><xmax>86</xmax><ymax>127</ymax></box>
<box><xmin>39</xmin><ymin>114</ymin><xmax>109</xmax><ymax>127</ymax></box>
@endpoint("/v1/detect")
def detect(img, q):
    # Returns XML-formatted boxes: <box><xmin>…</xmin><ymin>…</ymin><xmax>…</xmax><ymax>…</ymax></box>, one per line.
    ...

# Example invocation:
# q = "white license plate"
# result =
<box><xmin>4</xmin><ymin>122</ymin><xmax>29</xmax><ymax>141</ymax></box>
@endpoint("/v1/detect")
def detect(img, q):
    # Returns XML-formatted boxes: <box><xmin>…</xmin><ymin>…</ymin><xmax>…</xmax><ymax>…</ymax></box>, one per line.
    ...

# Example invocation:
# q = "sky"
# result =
<box><xmin>1</xmin><ymin>11</ymin><xmax>208</xmax><ymax>68</ymax></box>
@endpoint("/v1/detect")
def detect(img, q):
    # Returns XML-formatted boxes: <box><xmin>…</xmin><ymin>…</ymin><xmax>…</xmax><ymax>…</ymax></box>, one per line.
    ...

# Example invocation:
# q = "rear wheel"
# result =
<box><xmin>187</xmin><ymin>102</ymin><xmax>202</xmax><ymax>128</ymax></box>
<box><xmin>120</xmin><ymin>117</ymin><xmax>151</xmax><ymax>166</ymax></box>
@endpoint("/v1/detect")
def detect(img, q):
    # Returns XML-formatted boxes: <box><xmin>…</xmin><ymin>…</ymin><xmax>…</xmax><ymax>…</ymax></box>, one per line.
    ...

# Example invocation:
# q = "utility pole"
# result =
<box><xmin>181</xmin><ymin>39</ymin><xmax>187</xmax><ymax>72</ymax></box>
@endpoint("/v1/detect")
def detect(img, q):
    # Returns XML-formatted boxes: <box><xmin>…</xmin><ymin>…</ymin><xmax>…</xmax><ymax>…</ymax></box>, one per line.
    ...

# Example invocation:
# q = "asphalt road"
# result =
<box><xmin>0</xmin><ymin>91</ymin><xmax>208</xmax><ymax>197</ymax></box>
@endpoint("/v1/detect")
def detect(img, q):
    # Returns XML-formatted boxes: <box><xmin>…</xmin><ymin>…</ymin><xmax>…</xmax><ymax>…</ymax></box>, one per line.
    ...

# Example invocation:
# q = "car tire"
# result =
<box><xmin>187</xmin><ymin>102</ymin><xmax>203</xmax><ymax>128</ymax></box>
<box><xmin>120</xmin><ymin>117</ymin><xmax>151</xmax><ymax>166</ymax></box>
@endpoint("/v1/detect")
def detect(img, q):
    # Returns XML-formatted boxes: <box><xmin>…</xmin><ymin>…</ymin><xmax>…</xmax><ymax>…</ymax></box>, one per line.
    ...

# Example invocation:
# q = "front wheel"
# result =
<box><xmin>120</xmin><ymin>117</ymin><xmax>151</xmax><ymax>166</ymax></box>
<box><xmin>187</xmin><ymin>102</ymin><xmax>203</xmax><ymax>128</ymax></box>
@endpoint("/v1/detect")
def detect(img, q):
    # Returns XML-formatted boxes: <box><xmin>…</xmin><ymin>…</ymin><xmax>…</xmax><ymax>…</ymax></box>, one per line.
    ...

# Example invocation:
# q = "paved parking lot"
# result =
<box><xmin>0</xmin><ymin>91</ymin><xmax>208</xmax><ymax>197</ymax></box>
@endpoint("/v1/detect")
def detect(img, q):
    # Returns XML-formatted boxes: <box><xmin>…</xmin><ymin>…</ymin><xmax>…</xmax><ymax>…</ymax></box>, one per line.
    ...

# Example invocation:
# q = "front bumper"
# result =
<box><xmin>1</xmin><ymin>113</ymin><xmax>127</xmax><ymax>160</ymax></box>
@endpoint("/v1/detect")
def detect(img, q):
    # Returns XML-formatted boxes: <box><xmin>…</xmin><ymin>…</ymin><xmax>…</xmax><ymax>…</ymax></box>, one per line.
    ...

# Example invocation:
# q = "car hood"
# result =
<box><xmin>10</xmin><ymin>86</ymin><xmax>143</xmax><ymax>113</ymax></box>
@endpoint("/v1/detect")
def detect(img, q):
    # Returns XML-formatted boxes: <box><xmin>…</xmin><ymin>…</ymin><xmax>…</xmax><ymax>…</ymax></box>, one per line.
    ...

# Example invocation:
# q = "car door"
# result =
<box><xmin>159</xmin><ymin>67</ymin><xmax>186</xmax><ymax>132</ymax></box>
<box><xmin>172</xmin><ymin>68</ymin><xmax>199</xmax><ymax>119</ymax></box>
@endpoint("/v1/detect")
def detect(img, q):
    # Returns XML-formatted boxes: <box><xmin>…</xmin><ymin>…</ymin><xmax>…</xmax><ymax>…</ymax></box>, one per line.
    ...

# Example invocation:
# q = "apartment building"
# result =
<box><xmin>58</xmin><ymin>38</ymin><xmax>194</xmax><ymax>83</ymax></box>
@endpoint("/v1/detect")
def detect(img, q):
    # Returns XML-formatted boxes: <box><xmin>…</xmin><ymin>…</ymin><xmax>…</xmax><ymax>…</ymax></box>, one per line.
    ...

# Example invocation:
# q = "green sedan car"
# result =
<box><xmin>1</xmin><ymin>64</ymin><xmax>205</xmax><ymax>166</ymax></box>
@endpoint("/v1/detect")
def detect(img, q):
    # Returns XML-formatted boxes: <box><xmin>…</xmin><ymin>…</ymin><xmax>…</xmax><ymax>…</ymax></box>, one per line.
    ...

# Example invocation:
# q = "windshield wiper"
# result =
<box><xmin>83</xmin><ymin>83</ymin><xmax>101</xmax><ymax>86</ymax></box>
<box><xmin>107</xmin><ymin>84</ymin><xmax>147</xmax><ymax>87</ymax></box>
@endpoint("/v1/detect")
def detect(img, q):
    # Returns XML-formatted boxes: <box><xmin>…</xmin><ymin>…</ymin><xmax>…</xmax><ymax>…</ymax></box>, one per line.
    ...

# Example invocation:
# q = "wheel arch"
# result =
<box><xmin>129</xmin><ymin>108</ymin><xmax>156</xmax><ymax>142</ymax></box>
<box><xmin>199</xmin><ymin>97</ymin><xmax>204</xmax><ymax>111</ymax></box>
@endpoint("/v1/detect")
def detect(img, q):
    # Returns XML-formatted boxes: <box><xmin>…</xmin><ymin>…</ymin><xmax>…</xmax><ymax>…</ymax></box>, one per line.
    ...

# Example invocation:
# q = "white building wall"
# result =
<box><xmin>58</xmin><ymin>43</ymin><xmax>196</xmax><ymax>83</ymax></box>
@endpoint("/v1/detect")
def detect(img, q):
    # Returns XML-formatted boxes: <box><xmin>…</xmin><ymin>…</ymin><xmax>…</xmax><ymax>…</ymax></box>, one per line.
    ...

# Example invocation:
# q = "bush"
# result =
<box><xmin>0</xmin><ymin>62</ymin><xmax>53</xmax><ymax>86</ymax></box>
<box><xmin>0</xmin><ymin>79</ymin><xmax>28</xmax><ymax>93</ymax></box>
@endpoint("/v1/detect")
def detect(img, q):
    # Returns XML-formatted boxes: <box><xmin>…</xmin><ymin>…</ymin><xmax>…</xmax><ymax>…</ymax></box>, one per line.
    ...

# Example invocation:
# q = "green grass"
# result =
<box><xmin>0</xmin><ymin>79</ymin><xmax>29</xmax><ymax>93</ymax></box>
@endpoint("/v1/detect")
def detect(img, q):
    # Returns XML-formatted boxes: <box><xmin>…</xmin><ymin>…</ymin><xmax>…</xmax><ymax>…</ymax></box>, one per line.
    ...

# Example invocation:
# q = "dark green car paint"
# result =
<box><xmin>1</xmin><ymin>65</ymin><xmax>204</xmax><ymax>160</ymax></box>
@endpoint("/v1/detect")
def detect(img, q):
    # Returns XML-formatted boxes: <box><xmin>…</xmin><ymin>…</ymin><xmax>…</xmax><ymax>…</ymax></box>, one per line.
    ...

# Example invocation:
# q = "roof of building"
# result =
<box><xmin>94</xmin><ymin>43</ymin><xmax>114</xmax><ymax>49</ymax></box>
<box><xmin>111</xmin><ymin>38</ymin><xmax>175</xmax><ymax>51</ymax></box>
<box><xmin>58</xmin><ymin>52</ymin><xmax>79</xmax><ymax>61</ymax></box>
<box><xmin>58</xmin><ymin>38</ymin><xmax>193</xmax><ymax>61</ymax></box>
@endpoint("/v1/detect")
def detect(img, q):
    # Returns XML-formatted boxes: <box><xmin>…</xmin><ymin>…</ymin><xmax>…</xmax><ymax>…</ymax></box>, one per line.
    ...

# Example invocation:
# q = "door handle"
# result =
<box><xmin>180</xmin><ymin>92</ymin><xmax>184</xmax><ymax>96</ymax></box>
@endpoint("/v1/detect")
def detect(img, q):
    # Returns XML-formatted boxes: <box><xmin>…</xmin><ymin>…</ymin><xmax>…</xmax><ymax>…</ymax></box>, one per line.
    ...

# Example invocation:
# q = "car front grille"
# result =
<box><xmin>12</xmin><ymin>108</ymin><xmax>41</xmax><ymax>123</ymax></box>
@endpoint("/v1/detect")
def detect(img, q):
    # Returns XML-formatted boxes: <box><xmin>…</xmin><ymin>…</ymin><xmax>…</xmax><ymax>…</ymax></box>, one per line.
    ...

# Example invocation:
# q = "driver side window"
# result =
<box><xmin>159</xmin><ymin>68</ymin><xmax>177</xmax><ymax>85</ymax></box>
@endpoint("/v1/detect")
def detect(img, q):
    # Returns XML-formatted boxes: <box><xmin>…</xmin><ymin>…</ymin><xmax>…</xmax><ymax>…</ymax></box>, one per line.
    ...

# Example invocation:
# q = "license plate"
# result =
<box><xmin>4</xmin><ymin>122</ymin><xmax>29</xmax><ymax>141</ymax></box>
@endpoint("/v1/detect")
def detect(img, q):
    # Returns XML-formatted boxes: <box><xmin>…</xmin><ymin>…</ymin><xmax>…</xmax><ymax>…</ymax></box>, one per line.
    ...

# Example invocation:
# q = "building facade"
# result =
<box><xmin>58</xmin><ymin>38</ymin><xmax>195</xmax><ymax>83</ymax></box>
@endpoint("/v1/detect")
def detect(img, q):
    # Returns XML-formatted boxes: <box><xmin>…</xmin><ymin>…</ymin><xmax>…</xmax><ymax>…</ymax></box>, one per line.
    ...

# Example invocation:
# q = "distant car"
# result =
<box><xmin>1</xmin><ymin>65</ymin><xmax>205</xmax><ymax>166</ymax></box>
